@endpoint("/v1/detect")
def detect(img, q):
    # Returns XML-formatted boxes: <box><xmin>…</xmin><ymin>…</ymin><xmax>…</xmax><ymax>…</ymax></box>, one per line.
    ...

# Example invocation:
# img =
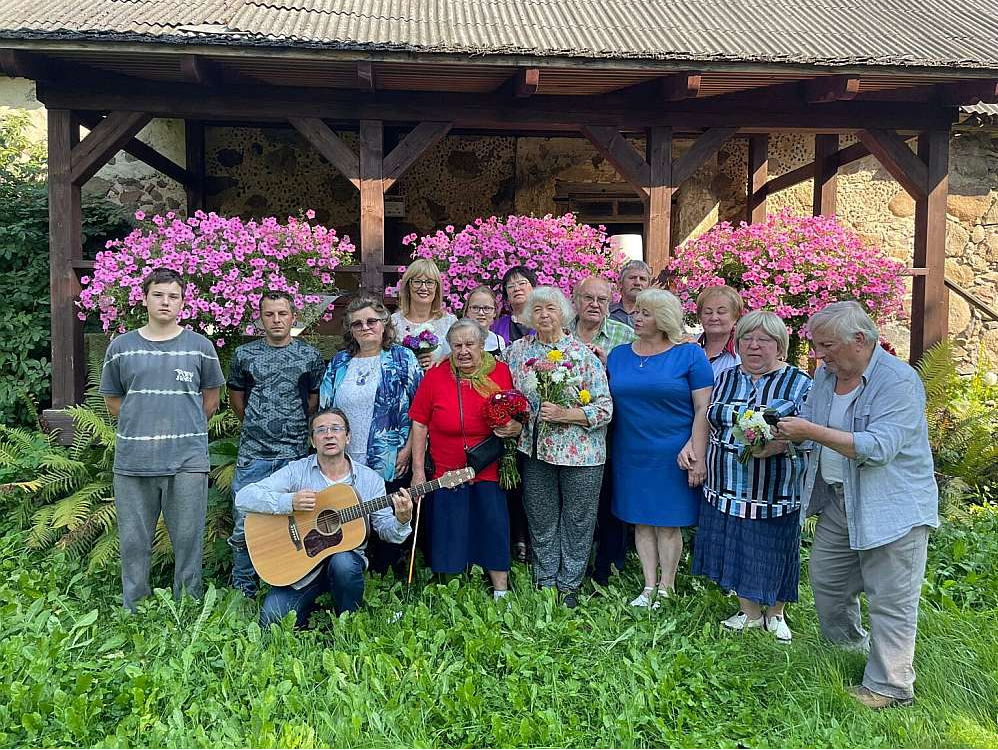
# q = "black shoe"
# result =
<box><xmin>563</xmin><ymin>592</ymin><xmax>578</xmax><ymax>609</ymax></box>
<box><xmin>592</xmin><ymin>570</ymin><xmax>611</xmax><ymax>587</ymax></box>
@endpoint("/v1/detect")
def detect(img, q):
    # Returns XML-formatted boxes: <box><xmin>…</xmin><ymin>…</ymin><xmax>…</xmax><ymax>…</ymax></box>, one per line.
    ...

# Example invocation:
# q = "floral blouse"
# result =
<box><xmin>503</xmin><ymin>332</ymin><xmax>613</xmax><ymax>467</ymax></box>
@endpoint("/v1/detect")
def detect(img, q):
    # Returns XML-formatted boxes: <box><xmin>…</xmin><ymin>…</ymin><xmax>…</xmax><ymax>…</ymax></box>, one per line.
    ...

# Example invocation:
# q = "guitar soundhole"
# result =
<box><xmin>316</xmin><ymin>509</ymin><xmax>341</xmax><ymax>534</ymax></box>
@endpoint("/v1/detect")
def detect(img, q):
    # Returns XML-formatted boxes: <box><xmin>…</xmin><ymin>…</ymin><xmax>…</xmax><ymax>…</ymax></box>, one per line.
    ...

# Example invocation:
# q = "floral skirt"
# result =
<box><xmin>691</xmin><ymin>498</ymin><xmax>801</xmax><ymax>606</ymax></box>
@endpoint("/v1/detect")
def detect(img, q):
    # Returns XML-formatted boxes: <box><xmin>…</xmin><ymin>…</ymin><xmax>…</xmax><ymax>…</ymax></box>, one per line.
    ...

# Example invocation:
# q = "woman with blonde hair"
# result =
<box><xmin>607</xmin><ymin>289</ymin><xmax>713</xmax><ymax>608</ymax></box>
<box><xmin>696</xmin><ymin>285</ymin><xmax>745</xmax><ymax>379</ymax></box>
<box><xmin>391</xmin><ymin>258</ymin><xmax>457</xmax><ymax>370</ymax></box>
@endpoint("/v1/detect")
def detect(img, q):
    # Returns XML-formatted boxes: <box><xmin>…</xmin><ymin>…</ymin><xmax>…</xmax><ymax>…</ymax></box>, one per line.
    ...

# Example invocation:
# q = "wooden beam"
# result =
<box><xmin>356</xmin><ymin>62</ymin><xmax>375</xmax><ymax>90</ymax></box>
<box><xmin>69</xmin><ymin>110</ymin><xmax>152</xmax><ymax>185</ymax></box>
<box><xmin>515</xmin><ymin>68</ymin><xmax>540</xmax><ymax>98</ymax></box>
<box><xmin>672</xmin><ymin>127</ymin><xmax>738</xmax><ymax>186</ymax></box>
<box><xmin>764</xmin><ymin>139</ymin><xmax>878</xmax><ymax>197</ymax></box>
<box><xmin>185</xmin><ymin>120</ymin><xmax>206</xmax><ymax>215</ymax></box>
<box><xmin>910</xmin><ymin>130</ymin><xmax>949</xmax><ymax>364</ymax></box>
<box><xmin>382</xmin><ymin>122</ymin><xmax>452</xmax><ymax>191</ymax></box>
<box><xmin>856</xmin><ymin>129</ymin><xmax>928</xmax><ymax>200</ymax></box>
<box><xmin>289</xmin><ymin>117</ymin><xmax>361</xmax><ymax>190</ymax></box>
<box><xmin>746</xmin><ymin>134</ymin><xmax>768</xmax><ymax>224</ymax></box>
<box><xmin>580</xmin><ymin>125</ymin><xmax>650</xmax><ymax>200</ymax></box>
<box><xmin>48</xmin><ymin>109</ymin><xmax>84</xmax><ymax>408</ymax></box>
<box><xmin>660</xmin><ymin>72</ymin><xmax>702</xmax><ymax>101</ymax></box>
<box><xmin>180</xmin><ymin>55</ymin><xmax>218</xmax><ymax>87</ymax></box>
<box><xmin>0</xmin><ymin>49</ymin><xmax>54</xmax><ymax>79</ymax></box>
<box><xmin>805</xmin><ymin>76</ymin><xmax>861</xmax><ymax>103</ymax></box>
<box><xmin>646</xmin><ymin>126</ymin><xmax>673</xmax><ymax>274</ymax></box>
<box><xmin>934</xmin><ymin>79</ymin><xmax>998</xmax><ymax>105</ymax></box>
<box><xmin>77</xmin><ymin>112</ymin><xmax>189</xmax><ymax>186</ymax></box>
<box><xmin>812</xmin><ymin>134</ymin><xmax>839</xmax><ymax>216</ymax></box>
<box><xmin>359</xmin><ymin>120</ymin><xmax>385</xmax><ymax>294</ymax></box>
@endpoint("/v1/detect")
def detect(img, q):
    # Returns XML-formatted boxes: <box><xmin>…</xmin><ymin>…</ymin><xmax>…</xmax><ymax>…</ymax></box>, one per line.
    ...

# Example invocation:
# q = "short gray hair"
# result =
<box><xmin>808</xmin><ymin>301</ymin><xmax>879</xmax><ymax>346</ymax></box>
<box><xmin>446</xmin><ymin>317</ymin><xmax>488</xmax><ymax>346</ymax></box>
<box><xmin>620</xmin><ymin>259</ymin><xmax>652</xmax><ymax>280</ymax></box>
<box><xmin>635</xmin><ymin>288</ymin><xmax>686</xmax><ymax>344</ymax></box>
<box><xmin>735</xmin><ymin>310</ymin><xmax>790</xmax><ymax>359</ymax></box>
<box><xmin>523</xmin><ymin>286</ymin><xmax>574</xmax><ymax>329</ymax></box>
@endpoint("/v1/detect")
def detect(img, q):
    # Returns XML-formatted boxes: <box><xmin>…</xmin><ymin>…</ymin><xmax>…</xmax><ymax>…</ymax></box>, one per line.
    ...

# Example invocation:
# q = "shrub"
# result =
<box><xmin>401</xmin><ymin>213</ymin><xmax>624</xmax><ymax>312</ymax></box>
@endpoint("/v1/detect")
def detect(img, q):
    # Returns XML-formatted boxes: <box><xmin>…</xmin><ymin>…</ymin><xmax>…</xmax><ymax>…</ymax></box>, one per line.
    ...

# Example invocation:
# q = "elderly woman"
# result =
<box><xmin>409</xmin><ymin>319</ymin><xmax>521</xmax><ymax>598</ymax></box>
<box><xmin>608</xmin><ymin>289</ymin><xmax>713</xmax><ymax>607</ymax></box>
<box><xmin>320</xmin><ymin>295</ymin><xmax>423</xmax><ymax>573</ymax></box>
<box><xmin>391</xmin><ymin>258</ymin><xmax>458</xmax><ymax>370</ymax></box>
<box><xmin>775</xmin><ymin>301</ymin><xmax>938</xmax><ymax>709</ymax></box>
<box><xmin>492</xmin><ymin>266</ymin><xmax>537</xmax><ymax>345</ymax></box>
<box><xmin>691</xmin><ymin>311</ymin><xmax>811</xmax><ymax>642</ymax></box>
<box><xmin>697</xmin><ymin>285</ymin><xmax>744</xmax><ymax>380</ymax></box>
<box><xmin>464</xmin><ymin>285</ymin><xmax>506</xmax><ymax>356</ymax></box>
<box><xmin>504</xmin><ymin>286</ymin><xmax>613</xmax><ymax>608</ymax></box>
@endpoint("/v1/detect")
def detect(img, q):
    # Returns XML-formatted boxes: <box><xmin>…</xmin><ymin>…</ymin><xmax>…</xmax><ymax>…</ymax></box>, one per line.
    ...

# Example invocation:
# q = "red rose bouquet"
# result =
<box><xmin>484</xmin><ymin>389</ymin><xmax>530</xmax><ymax>489</ymax></box>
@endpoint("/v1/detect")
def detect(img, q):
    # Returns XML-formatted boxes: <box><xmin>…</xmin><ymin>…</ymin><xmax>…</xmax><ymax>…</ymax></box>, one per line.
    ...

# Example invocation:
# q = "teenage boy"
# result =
<box><xmin>100</xmin><ymin>267</ymin><xmax>225</xmax><ymax>612</ymax></box>
<box><xmin>226</xmin><ymin>291</ymin><xmax>325</xmax><ymax>596</ymax></box>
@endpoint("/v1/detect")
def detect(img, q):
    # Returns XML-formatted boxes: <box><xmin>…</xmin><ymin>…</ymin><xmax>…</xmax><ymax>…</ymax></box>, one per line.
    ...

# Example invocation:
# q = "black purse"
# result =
<box><xmin>456</xmin><ymin>374</ymin><xmax>503</xmax><ymax>475</ymax></box>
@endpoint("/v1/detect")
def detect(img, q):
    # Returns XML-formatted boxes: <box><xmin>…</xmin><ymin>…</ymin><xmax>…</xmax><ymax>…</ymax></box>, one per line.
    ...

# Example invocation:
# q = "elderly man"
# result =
<box><xmin>776</xmin><ymin>301</ymin><xmax>938</xmax><ymax>710</ymax></box>
<box><xmin>609</xmin><ymin>259</ymin><xmax>651</xmax><ymax>328</ymax></box>
<box><xmin>569</xmin><ymin>275</ymin><xmax>635</xmax><ymax>586</ymax></box>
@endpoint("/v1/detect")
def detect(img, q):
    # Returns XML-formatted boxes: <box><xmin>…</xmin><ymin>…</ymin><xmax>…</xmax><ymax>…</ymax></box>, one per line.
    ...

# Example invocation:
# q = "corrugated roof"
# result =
<box><xmin>1</xmin><ymin>0</ymin><xmax>998</xmax><ymax>70</ymax></box>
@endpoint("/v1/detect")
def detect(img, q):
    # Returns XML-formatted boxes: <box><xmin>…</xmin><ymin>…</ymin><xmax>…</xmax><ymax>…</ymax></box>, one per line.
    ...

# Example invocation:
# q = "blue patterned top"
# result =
<box><xmin>319</xmin><ymin>345</ymin><xmax>423</xmax><ymax>481</ymax></box>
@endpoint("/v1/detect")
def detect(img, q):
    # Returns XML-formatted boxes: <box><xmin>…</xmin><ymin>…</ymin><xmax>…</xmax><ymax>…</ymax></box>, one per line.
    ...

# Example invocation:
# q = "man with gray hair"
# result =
<box><xmin>609</xmin><ymin>259</ymin><xmax>651</xmax><ymax>328</ymax></box>
<box><xmin>776</xmin><ymin>300</ymin><xmax>938</xmax><ymax>710</ymax></box>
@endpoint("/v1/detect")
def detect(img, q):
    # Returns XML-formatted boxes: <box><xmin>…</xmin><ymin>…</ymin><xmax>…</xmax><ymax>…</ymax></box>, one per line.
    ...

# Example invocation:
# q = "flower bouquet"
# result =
<box><xmin>484</xmin><ymin>389</ymin><xmax>530</xmax><ymax>489</ymax></box>
<box><xmin>731</xmin><ymin>408</ymin><xmax>780</xmax><ymax>465</ymax></box>
<box><xmin>522</xmin><ymin>349</ymin><xmax>583</xmax><ymax>407</ymax></box>
<box><xmin>402</xmin><ymin>326</ymin><xmax>440</xmax><ymax>357</ymax></box>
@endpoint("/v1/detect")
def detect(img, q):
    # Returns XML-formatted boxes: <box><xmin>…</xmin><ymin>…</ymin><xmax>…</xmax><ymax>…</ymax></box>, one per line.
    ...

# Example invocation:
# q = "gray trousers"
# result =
<box><xmin>809</xmin><ymin>485</ymin><xmax>929</xmax><ymax>699</ymax></box>
<box><xmin>113</xmin><ymin>472</ymin><xmax>208</xmax><ymax>612</ymax></box>
<box><xmin>522</xmin><ymin>457</ymin><xmax>603</xmax><ymax>593</ymax></box>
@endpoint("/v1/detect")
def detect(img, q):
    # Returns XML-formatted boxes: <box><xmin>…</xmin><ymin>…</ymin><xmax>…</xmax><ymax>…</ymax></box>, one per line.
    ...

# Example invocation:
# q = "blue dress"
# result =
<box><xmin>608</xmin><ymin>342</ymin><xmax>714</xmax><ymax>526</ymax></box>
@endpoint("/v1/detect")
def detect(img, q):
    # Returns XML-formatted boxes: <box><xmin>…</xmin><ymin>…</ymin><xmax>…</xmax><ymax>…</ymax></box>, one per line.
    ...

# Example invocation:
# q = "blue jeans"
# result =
<box><xmin>259</xmin><ymin>551</ymin><xmax>366</xmax><ymax>628</ymax></box>
<box><xmin>230</xmin><ymin>456</ymin><xmax>294</xmax><ymax>595</ymax></box>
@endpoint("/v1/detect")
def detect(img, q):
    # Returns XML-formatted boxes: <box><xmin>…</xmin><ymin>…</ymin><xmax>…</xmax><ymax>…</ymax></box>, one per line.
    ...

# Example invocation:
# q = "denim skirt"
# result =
<box><xmin>691</xmin><ymin>497</ymin><xmax>801</xmax><ymax>606</ymax></box>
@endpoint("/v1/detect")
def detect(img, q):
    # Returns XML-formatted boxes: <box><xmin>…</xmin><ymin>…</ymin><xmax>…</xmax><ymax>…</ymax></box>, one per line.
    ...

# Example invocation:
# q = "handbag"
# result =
<box><xmin>456</xmin><ymin>373</ymin><xmax>503</xmax><ymax>475</ymax></box>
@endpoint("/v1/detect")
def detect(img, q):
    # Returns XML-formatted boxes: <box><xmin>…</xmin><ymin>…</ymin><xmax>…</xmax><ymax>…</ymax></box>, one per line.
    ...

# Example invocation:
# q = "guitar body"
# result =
<box><xmin>245</xmin><ymin>483</ymin><xmax>368</xmax><ymax>587</ymax></box>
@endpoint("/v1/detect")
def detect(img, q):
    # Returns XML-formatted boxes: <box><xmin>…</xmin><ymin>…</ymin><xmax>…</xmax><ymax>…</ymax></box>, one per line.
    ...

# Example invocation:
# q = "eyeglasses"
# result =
<box><xmin>349</xmin><ymin>317</ymin><xmax>385</xmax><ymax>330</ymax></box>
<box><xmin>741</xmin><ymin>336</ymin><xmax>778</xmax><ymax>347</ymax></box>
<box><xmin>409</xmin><ymin>279</ymin><xmax>436</xmax><ymax>288</ymax></box>
<box><xmin>580</xmin><ymin>294</ymin><xmax>610</xmax><ymax>307</ymax></box>
<box><xmin>505</xmin><ymin>279</ymin><xmax>531</xmax><ymax>291</ymax></box>
<box><xmin>312</xmin><ymin>424</ymin><xmax>347</xmax><ymax>435</ymax></box>
<box><xmin>468</xmin><ymin>305</ymin><xmax>495</xmax><ymax>314</ymax></box>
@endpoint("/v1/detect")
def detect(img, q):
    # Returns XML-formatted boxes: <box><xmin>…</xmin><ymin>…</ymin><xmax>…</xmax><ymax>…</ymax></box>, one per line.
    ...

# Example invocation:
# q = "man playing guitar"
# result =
<box><xmin>235</xmin><ymin>407</ymin><xmax>413</xmax><ymax>628</ymax></box>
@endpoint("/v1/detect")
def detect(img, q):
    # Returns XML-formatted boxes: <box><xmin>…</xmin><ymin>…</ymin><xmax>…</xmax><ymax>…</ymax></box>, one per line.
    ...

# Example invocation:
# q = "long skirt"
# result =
<box><xmin>692</xmin><ymin>498</ymin><xmax>801</xmax><ymax>606</ymax></box>
<box><xmin>428</xmin><ymin>480</ymin><xmax>510</xmax><ymax>574</ymax></box>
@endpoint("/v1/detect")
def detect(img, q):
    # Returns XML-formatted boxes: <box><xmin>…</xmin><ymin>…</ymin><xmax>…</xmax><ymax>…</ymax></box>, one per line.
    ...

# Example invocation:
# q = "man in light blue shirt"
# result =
<box><xmin>777</xmin><ymin>301</ymin><xmax>938</xmax><ymax>710</ymax></box>
<box><xmin>236</xmin><ymin>407</ymin><xmax>413</xmax><ymax>628</ymax></box>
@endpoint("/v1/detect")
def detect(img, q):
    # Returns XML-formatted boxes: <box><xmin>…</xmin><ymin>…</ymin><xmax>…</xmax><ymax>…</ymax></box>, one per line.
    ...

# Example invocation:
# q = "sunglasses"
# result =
<box><xmin>350</xmin><ymin>317</ymin><xmax>385</xmax><ymax>330</ymax></box>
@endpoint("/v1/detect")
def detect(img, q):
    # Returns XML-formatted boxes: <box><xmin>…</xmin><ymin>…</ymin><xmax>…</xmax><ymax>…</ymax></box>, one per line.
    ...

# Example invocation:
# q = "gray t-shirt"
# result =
<box><xmin>333</xmin><ymin>356</ymin><xmax>381</xmax><ymax>465</ymax></box>
<box><xmin>227</xmin><ymin>338</ymin><xmax>325</xmax><ymax>461</ymax></box>
<box><xmin>99</xmin><ymin>329</ymin><xmax>226</xmax><ymax>476</ymax></box>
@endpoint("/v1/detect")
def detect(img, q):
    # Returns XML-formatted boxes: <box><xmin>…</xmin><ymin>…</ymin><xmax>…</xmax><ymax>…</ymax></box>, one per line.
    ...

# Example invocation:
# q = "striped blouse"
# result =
<box><xmin>703</xmin><ymin>364</ymin><xmax>812</xmax><ymax>519</ymax></box>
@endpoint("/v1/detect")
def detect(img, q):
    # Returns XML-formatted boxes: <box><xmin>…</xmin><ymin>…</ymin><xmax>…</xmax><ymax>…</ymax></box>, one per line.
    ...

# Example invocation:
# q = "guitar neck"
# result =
<box><xmin>339</xmin><ymin>478</ymin><xmax>443</xmax><ymax>523</ymax></box>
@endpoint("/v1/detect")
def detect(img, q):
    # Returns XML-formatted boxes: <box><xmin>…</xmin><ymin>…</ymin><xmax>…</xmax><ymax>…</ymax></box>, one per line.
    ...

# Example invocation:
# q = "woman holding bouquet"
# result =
<box><xmin>692</xmin><ymin>310</ymin><xmax>811</xmax><ymax>642</ymax></box>
<box><xmin>504</xmin><ymin>287</ymin><xmax>613</xmax><ymax>608</ymax></box>
<box><xmin>320</xmin><ymin>295</ymin><xmax>423</xmax><ymax>573</ymax></box>
<box><xmin>608</xmin><ymin>289</ymin><xmax>714</xmax><ymax>608</ymax></box>
<box><xmin>409</xmin><ymin>319</ymin><xmax>521</xmax><ymax>598</ymax></box>
<box><xmin>392</xmin><ymin>259</ymin><xmax>457</xmax><ymax>370</ymax></box>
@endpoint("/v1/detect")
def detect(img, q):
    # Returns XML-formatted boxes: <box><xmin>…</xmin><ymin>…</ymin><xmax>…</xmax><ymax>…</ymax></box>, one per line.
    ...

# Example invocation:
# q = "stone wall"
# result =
<box><xmin>5</xmin><ymin>76</ymin><xmax>997</xmax><ymax>368</ymax></box>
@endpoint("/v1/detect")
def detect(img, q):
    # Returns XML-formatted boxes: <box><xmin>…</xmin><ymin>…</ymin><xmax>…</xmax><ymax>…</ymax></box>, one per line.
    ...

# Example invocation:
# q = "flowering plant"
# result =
<box><xmin>398</xmin><ymin>213</ymin><xmax>625</xmax><ymax>312</ymax></box>
<box><xmin>521</xmin><ymin>349</ymin><xmax>586</xmax><ymax>408</ymax></box>
<box><xmin>483</xmin><ymin>389</ymin><xmax>530</xmax><ymax>489</ymax></box>
<box><xmin>731</xmin><ymin>408</ymin><xmax>779</xmax><ymax>465</ymax></box>
<box><xmin>668</xmin><ymin>209</ymin><xmax>907</xmax><ymax>340</ymax></box>
<box><xmin>401</xmin><ymin>326</ymin><xmax>440</xmax><ymax>354</ymax></box>
<box><xmin>77</xmin><ymin>210</ymin><xmax>355</xmax><ymax>348</ymax></box>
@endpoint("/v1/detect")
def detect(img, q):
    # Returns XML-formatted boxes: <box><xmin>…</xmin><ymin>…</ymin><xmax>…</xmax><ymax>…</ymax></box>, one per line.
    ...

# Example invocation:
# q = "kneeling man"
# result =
<box><xmin>236</xmin><ymin>407</ymin><xmax>413</xmax><ymax>627</ymax></box>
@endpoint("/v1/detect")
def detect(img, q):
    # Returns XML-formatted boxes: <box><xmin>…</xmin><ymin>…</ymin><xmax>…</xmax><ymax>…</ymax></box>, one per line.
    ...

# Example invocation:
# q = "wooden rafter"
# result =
<box><xmin>580</xmin><ymin>126</ymin><xmax>651</xmax><ymax>199</ymax></box>
<box><xmin>69</xmin><ymin>110</ymin><xmax>152</xmax><ymax>185</ymax></box>
<box><xmin>856</xmin><ymin>129</ymin><xmax>928</xmax><ymax>199</ymax></box>
<box><xmin>77</xmin><ymin>112</ymin><xmax>189</xmax><ymax>186</ymax></box>
<box><xmin>356</xmin><ymin>62</ymin><xmax>375</xmax><ymax>90</ymax></box>
<box><xmin>660</xmin><ymin>72</ymin><xmax>702</xmax><ymax>101</ymax></box>
<box><xmin>805</xmin><ymin>76</ymin><xmax>861</xmax><ymax>103</ymax></box>
<box><xmin>289</xmin><ymin>117</ymin><xmax>361</xmax><ymax>189</ymax></box>
<box><xmin>515</xmin><ymin>68</ymin><xmax>540</xmax><ymax>97</ymax></box>
<box><xmin>934</xmin><ymin>79</ymin><xmax>998</xmax><ymax>104</ymax></box>
<box><xmin>382</xmin><ymin>122</ymin><xmax>452</xmax><ymax>190</ymax></box>
<box><xmin>672</xmin><ymin>127</ymin><xmax>738</xmax><ymax>185</ymax></box>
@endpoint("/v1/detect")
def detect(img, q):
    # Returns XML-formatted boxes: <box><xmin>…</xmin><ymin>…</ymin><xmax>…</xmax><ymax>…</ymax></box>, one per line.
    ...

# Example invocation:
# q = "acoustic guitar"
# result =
<box><xmin>245</xmin><ymin>467</ymin><xmax>475</xmax><ymax>586</ymax></box>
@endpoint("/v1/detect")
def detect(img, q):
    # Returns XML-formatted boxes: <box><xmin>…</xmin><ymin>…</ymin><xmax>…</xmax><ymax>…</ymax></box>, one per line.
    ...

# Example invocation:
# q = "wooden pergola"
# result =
<box><xmin>1</xmin><ymin>43</ymin><xmax>995</xmax><ymax>418</ymax></box>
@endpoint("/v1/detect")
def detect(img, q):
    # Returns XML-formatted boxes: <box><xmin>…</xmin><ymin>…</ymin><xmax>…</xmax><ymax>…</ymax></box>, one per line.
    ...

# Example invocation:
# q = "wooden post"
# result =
<box><xmin>48</xmin><ymin>109</ymin><xmax>84</xmax><ymax>408</ymax></box>
<box><xmin>910</xmin><ymin>130</ymin><xmax>949</xmax><ymax>363</ymax></box>
<box><xmin>185</xmin><ymin>120</ymin><xmax>206</xmax><ymax>215</ymax></box>
<box><xmin>746</xmin><ymin>134</ymin><xmax>768</xmax><ymax>223</ymax></box>
<box><xmin>813</xmin><ymin>134</ymin><xmax>839</xmax><ymax>216</ymax></box>
<box><xmin>646</xmin><ymin>126</ymin><xmax>673</xmax><ymax>276</ymax></box>
<box><xmin>359</xmin><ymin>120</ymin><xmax>385</xmax><ymax>294</ymax></box>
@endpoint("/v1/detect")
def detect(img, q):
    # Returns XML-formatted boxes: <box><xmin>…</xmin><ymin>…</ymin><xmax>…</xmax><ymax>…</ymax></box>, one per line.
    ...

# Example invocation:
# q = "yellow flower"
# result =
<box><xmin>546</xmin><ymin>350</ymin><xmax>564</xmax><ymax>362</ymax></box>
<box><xmin>743</xmin><ymin>409</ymin><xmax>755</xmax><ymax>419</ymax></box>
<box><xmin>579</xmin><ymin>389</ymin><xmax>592</xmax><ymax>405</ymax></box>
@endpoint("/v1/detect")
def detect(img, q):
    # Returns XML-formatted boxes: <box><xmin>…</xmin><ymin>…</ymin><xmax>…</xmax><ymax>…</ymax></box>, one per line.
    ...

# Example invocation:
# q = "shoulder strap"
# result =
<box><xmin>455</xmin><ymin>372</ymin><xmax>469</xmax><ymax>450</ymax></box>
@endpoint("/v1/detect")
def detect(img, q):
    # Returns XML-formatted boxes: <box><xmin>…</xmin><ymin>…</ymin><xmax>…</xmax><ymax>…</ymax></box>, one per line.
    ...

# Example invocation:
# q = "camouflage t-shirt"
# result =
<box><xmin>227</xmin><ymin>338</ymin><xmax>326</xmax><ymax>461</ymax></box>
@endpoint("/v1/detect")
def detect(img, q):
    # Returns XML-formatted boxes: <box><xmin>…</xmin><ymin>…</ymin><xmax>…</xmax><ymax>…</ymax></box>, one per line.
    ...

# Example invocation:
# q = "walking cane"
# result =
<box><xmin>406</xmin><ymin>493</ymin><xmax>425</xmax><ymax>587</ymax></box>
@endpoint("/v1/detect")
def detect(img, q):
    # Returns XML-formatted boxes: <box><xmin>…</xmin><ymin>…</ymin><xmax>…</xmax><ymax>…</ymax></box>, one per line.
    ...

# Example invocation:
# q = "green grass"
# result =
<box><xmin>1</xmin><ymin>513</ymin><xmax>997</xmax><ymax>748</ymax></box>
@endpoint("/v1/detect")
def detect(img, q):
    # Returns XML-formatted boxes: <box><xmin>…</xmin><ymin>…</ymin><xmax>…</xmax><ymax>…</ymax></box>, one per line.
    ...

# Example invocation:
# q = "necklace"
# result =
<box><xmin>634</xmin><ymin>342</ymin><xmax>671</xmax><ymax>368</ymax></box>
<box><xmin>351</xmin><ymin>356</ymin><xmax>379</xmax><ymax>386</ymax></box>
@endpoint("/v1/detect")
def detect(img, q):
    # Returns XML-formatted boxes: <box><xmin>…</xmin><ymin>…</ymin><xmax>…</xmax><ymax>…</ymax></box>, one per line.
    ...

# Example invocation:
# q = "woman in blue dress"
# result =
<box><xmin>608</xmin><ymin>289</ymin><xmax>713</xmax><ymax>608</ymax></box>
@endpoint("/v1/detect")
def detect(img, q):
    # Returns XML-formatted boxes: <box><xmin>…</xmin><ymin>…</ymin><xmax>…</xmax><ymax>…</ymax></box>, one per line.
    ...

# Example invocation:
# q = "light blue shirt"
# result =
<box><xmin>799</xmin><ymin>345</ymin><xmax>939</xmax><ymax>550</ymax></box>
<box><xmin>235</xmin><ymin>454</ymin><xmax>411</xmax><ymax>585</ymax></box>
